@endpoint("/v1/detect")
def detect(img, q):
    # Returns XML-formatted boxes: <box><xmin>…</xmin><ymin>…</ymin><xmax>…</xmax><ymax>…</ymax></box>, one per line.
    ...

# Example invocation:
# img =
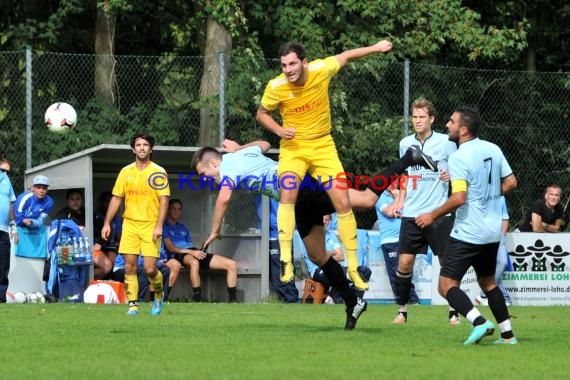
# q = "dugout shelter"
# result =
<box><xmin>12</xmin><ymin>144</ymin><xmax>270</xmax><ymax>303</ymax></box>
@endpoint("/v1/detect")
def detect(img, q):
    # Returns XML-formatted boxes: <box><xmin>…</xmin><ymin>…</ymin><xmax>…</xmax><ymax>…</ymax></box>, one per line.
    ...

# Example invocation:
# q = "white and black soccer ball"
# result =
<box><xmin>45</xmin><ymin>102</ymin><xmax>77</xmax><ymax>134</ymax></box>
<box><xmin>27</xmin><ymin>291</ymin><xmax>46</xmax><ymax>304</ymax></box>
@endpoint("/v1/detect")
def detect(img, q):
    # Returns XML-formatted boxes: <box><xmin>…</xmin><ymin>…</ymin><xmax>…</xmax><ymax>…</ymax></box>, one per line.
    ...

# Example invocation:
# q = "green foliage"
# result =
<box><xmin>97</xmin><ymin>0</ymin><xmax>133</xmax><ymax>13</ymax></box>
<box><xmin>223</xmin><ymin>38</ymin><xmax>280</xmax><ymax>144</ymax></box>
<box><xmin>0</xmin><ymin>0</ymin><xmax>85</xmax><ymax>50</ymax></box>
<box><xmin>465</xmin><ymin>0</ymin><xmax>570</xmax><ymax>71</ymax></box>
<box><xmin>202</xmin><ymin>0</ymin><xmax>248</xmax><ymax>37</ymax></box>
<box><xmin>246</xmin><ymin>0</ymin><xmax>526</xmax><ymax>66</ymax></box>
<box><xmin>32</xmin><ymin>97</ymin><xmax>201</xmax><ymax>165</ymax></box>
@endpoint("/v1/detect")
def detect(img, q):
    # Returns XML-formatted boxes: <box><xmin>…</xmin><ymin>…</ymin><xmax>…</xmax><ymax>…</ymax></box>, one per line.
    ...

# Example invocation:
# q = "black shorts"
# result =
<box><xmin>399</xmin><ymin>216</ymin><xmax>453</xmax><ymax>256</ymax></box>
<box><xmin>174</xmin><ymin>250</ymin><xmax>214</xmax><ymax>269</ymax></box>
<box><xmin>295</xmin><ymin>180</ymin><xmax>335</xmax><ymax>239</ymax></box>
<box><xmin>440</xmin><ymin>237</ymin><xmax>499</xmax><ymax>281</ymax></box>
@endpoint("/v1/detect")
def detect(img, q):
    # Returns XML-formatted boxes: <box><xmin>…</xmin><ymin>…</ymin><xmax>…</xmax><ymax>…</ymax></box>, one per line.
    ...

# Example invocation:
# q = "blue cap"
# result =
<box><xmin>33</xmin><ymin>175</ymin><xmax>49</xmax><ymax>187</ymax></box>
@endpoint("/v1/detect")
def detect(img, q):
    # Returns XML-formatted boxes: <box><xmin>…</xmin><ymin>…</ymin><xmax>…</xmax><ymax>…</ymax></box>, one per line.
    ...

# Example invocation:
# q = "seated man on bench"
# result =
<box><xmin>162</xmin><ymin>199</ymin><xmax>238</xmax><ymax>302</ymax></box>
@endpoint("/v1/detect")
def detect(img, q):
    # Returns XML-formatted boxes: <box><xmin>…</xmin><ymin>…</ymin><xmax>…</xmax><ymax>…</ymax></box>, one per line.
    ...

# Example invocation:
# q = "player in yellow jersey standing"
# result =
<box><xmin>256</xmin><ymin>40</ymin><xmax>392</xmax><ymax>290</ymax></box>
<box><xmin>102</xmin><ymin>132</ymin><xmax>170</xmax><ymax>315</ymax></box>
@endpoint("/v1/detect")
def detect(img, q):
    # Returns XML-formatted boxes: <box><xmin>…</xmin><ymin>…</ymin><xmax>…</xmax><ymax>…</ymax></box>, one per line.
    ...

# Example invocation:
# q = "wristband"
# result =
<box><xmin>9</xmin><ymin>220</ymin><xmax>15</xmax><ymax>226</ymax></box>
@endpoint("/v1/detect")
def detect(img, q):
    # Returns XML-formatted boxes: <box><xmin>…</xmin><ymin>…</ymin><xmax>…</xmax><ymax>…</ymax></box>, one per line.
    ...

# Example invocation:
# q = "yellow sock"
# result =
<box><xmin>337</xmin><ymin>210</ymin><xmax>358</xmax><ymax>271</ymax></box>
<box><xmin>125</xmin><ymin>273</ymin><xmax>139</xmax><ymax>304</ymax></box>
<box><xmin>149</xmin><ymin>270</ymin><xmax>164</xmax><ymax>300</ymax></box>
<box><xmin>277</xmin><ymin>203</ymin><xmax>295</xmax><ymax>263</ymax></box>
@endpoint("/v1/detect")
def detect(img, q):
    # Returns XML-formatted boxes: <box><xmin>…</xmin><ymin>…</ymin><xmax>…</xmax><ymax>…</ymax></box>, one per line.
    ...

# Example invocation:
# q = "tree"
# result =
<box><xmin>198</xmin><ymin>13</ymin><xmax>232</xmax><ymax>146</ymax></box>
<box><xmin>95</xmin><ymin>1</ymin><xmax>119</xmax><ymax>106</ymax></box>
<box><xmin>465</xmin><ymin>0</ymin><xmax>570</xmax><ymax>72</ymax></box>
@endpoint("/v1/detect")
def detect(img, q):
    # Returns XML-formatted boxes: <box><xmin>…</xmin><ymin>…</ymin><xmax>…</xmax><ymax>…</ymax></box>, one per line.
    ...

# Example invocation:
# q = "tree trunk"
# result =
<box><xmin>94</xmin><ymin>6</ymin><xmax>117</xmax><ymax>107</ymax></box>
<box><xmin>526</xmin><ymin>47</ymin><xmax>536</xmax><ymax>72</ymax></box>
<box><xmin>198</xmin><ymin>17</ymin><xmax>232</xmax><ymax>146</ymax></box>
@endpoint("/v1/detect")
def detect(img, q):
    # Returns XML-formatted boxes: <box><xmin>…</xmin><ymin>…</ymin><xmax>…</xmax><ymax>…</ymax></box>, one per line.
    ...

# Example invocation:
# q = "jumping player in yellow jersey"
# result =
<box><xmin>256</xmin><ymin>40</ymin><xmax>392</xmax><ymax>290</ymax></box>
<box><xmin>102</xmin><ymin>132</ymin><xmax>170</xmax><ymax>316</ymax></box>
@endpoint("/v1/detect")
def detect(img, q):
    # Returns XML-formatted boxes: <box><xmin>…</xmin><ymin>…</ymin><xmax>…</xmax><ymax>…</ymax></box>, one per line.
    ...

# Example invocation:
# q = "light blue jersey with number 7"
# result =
<box><xmin>448</xmin><ymin>138</ymin><xmax>513</xmax><ymax>244</ymax></box>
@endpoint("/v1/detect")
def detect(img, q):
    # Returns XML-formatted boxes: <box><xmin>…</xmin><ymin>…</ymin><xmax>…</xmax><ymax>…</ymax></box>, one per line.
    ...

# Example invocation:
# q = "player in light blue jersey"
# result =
<box><xmin>256</xmin><ymin>196</ymin><xmax>299</xmax><ymax>303</ymax></box>
<box><xmin>219</xmin><ymin>146</ymin><xmax>280</xmax><ymax>200</ymax></box>
<box><xmin>375</xmin><ymin>188</ymin><xmax>419</xmax><ymax>306</ymax></box>
<box><xmin>392</xmin><ymin>97</ymin><xmax>459</xmax><ymax>325</ymax></box>
<box><xmin>416</xmin><ymin>106</ymin><xmax>518</xmax><ymax>345</ymax></box>
<box><xmin>0</xmin><ymin>158</ymin><xmax>17</xmax><ymax>303</ymax></box>
<box><xmin>475</xmin><ymin>196</ymin><xmax>512</xmax><ymax>306</ymax></box>
<box><xmin>192</xmin><ymin>138</ymin><xmax>437</xmax><ymax>329</ymax></box>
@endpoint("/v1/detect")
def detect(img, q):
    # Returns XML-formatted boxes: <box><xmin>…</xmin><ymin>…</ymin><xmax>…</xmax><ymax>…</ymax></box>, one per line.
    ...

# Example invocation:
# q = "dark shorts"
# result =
<box><xmin>295</xmin><ymin>179</ymin><xmax>335</xmax><ymax>239</ymax></box>
<box><xmin>173</xmin><ymin>250</ymin><xmax>214</xmax><ymax>269</ymax></box>
<box><xmin>440</xmin><ymin>237</ymin><xmax>499</xmax><ymax>281</ymax></box>
<box><xmin>399</xmin><ymin>216</ymin><xmax>453</xmax><ymax>257</ymax></box>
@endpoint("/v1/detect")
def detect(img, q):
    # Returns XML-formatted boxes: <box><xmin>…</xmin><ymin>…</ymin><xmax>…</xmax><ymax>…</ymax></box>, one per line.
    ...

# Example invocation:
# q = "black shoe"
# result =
<box><xmin>407</xmin><ymin>145</ymin><xmax>437</xmax><ymax>172</ymax></box>
<box><xmin>345</xmin><ymin>297</ymin><xmax>368</xmax><ymax>330</ymax></box>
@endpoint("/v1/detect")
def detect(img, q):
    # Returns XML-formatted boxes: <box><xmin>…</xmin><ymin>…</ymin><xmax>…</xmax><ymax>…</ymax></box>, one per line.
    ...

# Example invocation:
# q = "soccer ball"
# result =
<box><xmin>27</xmin><ymin>291</ymin><xmax>46</xmax><ymax>304</ymax></box>
<box><xmin>45</xmin><ymin>102</ymin><xmax>77</xmax><ymax>134</ymax></box>
<box><xmin>12</xmin><ymin>291</ymin><xmax>28</xmax><ymax>304</ymax></box>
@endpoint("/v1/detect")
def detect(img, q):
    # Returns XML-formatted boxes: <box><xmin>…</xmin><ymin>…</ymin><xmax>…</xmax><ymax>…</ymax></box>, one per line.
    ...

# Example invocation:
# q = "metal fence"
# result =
<box><xmin>2</xmin><ymin>48</ymin><xmax>570</xmax><ymax>230</ymax></box>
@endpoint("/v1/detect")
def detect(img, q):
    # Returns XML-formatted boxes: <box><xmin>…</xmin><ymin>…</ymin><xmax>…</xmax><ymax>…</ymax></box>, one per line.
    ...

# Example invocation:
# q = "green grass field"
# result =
<box><xmin>1</xmin><ymin>302</ymin><xmax>568</xmax><ymax>380</ymax></box>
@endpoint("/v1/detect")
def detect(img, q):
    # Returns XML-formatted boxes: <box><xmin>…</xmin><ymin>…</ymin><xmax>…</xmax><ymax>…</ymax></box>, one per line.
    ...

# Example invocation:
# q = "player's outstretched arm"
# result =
<box><xmin>221</xmin><ymin>139</ymin><xmax>270</xmax><ymax>153</ymax></box>
<box><xmin>335</xmin><ymin>39</ymin><xmax>392</xmax><ymax>68</ymax></box>
<box><xmin>205</xmin><ymin>186</ymin><xmax>233</xmax><ymax>248</ymax></box>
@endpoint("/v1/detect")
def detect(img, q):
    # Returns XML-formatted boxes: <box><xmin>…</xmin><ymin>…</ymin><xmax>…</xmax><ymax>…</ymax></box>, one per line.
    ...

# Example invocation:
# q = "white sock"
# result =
<box><xmin>466</xmin><ymin>308</ymin><xmax>482</xmax><ymax>324</ymax></box>
<box><xmin>499</xmin><ymin>319</ymin><xmax>512</xmax><ymax>333</ymax></box>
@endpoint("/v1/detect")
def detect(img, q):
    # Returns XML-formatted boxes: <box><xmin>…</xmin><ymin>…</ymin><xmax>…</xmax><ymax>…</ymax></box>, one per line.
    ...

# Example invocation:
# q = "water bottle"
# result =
<box><xmin>65</xmin><ymin>239</ymin><xmax>73</xmax><ymax>265</ymax></box>
<box><xmin>72</xmin><ymin>237</ymin><xmax>80</xmax><ymax>262</ymax></box>
<box><xmin>78</xmin><ymin>236</ymin><xmax>85</xmax><ymax>262</ymax></box>
<box><xmin>56</xmin><ymin>246</ymin><xmax>63</xmax><ymax>265</ymax></box>
<box><xmin>84</xmin><ymin>236</ymin><xmax>92</xmax><ymax>263</ymax></box>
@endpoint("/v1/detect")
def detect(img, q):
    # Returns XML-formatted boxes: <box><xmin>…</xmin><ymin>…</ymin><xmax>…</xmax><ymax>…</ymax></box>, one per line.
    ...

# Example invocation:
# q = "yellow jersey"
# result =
<box><xmin>260</xmin><ymin>56</ymin><xmax>341</xmax><ymax>140</ymax></box>
<box><xmin>112</xmin><ymin>161</ymin><xmax>170</xmax><ymax>222</ymax></box>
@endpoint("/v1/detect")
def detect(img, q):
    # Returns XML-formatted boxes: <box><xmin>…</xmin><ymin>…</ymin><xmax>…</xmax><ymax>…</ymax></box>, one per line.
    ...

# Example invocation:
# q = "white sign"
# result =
<box><xmin>504</xmin><ymin>233</ymin><xmax>570</xmax><ymax>306</ymax></box>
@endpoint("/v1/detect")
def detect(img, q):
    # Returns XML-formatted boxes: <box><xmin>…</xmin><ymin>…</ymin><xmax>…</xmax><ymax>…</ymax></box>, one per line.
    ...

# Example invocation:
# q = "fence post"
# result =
<box><xmin>26</xmin><ymin>45</ymin><xmax>33</xmax><ymax>169</ymax></box>
<box><xmin>218</xmin><ymin>52</ymin><xmax>226</xmax><ymax>147</ymax></box>
<box><xmin>402</xmin><ymin>59</ymin><xmax>410</xmax><ymax>137</ymax></box>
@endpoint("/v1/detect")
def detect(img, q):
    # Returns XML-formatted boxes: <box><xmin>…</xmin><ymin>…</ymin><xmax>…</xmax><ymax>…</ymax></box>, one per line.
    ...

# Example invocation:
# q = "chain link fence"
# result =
<box><xmin>2</xmin><ymin>49</ymin><xmax>570</xmax><ymax>230</ymax></box>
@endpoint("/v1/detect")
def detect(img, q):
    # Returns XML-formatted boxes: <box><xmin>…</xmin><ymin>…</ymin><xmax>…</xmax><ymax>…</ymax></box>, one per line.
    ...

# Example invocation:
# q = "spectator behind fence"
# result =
<box><xmin>518</xmin><ymin>184</ymin><xmax>563</xmax><ymax>232</ymax></box>
<box><xmin>93</xmin><ymin>191</ymin><xmax>121</xmax><ymax>280</ymax></box>
<box><xmin>162</xmin><ymin>199</ymin><xmax>238</xmax><ymax>303</ymax></box>
<box><xmin>0</xmin><ymin>158</ymin><xmax>17</xmax><ymax>303</ymax></box>
<box><xmin>54</xmin><ymin>188</ymin><xmax>86</xmax><ymax>228</ymax></box>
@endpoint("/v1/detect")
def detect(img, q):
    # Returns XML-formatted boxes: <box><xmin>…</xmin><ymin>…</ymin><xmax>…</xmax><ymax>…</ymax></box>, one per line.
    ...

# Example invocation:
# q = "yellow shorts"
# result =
<box><xmin>278</xmin><ymin>134</ymin><xmax>345</xmax><ymax>181</ymax></box>
<box><xmin>118</xmin><ymin>219</ymin><xmax>161</xmax><ymax>258</ymax></box>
